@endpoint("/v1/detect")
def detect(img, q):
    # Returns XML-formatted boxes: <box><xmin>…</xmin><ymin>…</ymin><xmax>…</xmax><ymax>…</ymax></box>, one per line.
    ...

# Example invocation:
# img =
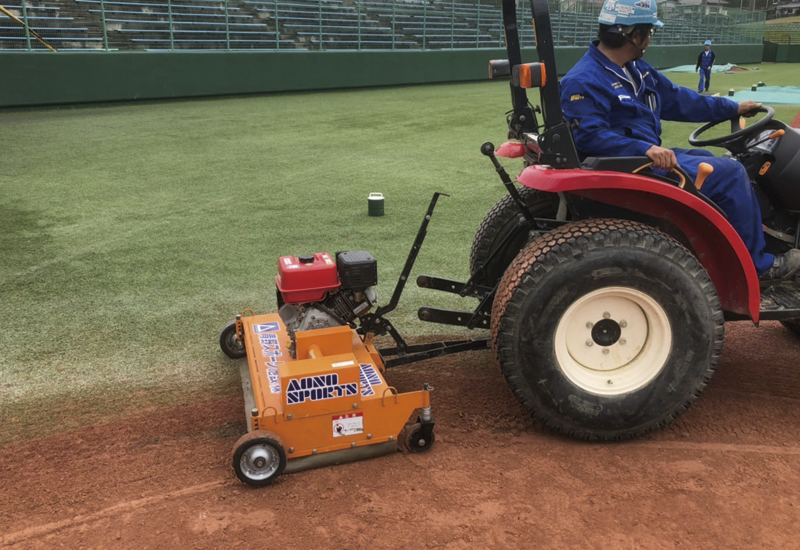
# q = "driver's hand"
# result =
<box><xmin>646</xmin><ymin>146</ymin><xmax>678</xmax><ymax>171</ymax></box>
<box><xmin>738</xmin><ymin>100</ymin><xmax>762</xmax><ymax>117</ymax></box>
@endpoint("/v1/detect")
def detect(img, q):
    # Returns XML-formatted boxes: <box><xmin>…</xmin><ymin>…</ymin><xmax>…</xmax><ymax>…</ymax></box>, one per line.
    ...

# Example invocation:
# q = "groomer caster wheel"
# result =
<box><xmin>400</xmin><ymin>422</ymin><xmax>435</xmax><ymax>453</ymax></box>
<box><xmin>232</xmin><ymin>431</ymin><xmax>287</xmax><ymax>487</ymax></box>
<box><xmin>219</xmin><ymin>320</ymin><xmax>247</xmax><ymax>359</ymax></box>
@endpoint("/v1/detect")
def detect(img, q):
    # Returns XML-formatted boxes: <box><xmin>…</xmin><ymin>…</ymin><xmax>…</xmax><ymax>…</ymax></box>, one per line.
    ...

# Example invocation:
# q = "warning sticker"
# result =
<box><xmin>332</xmin><ymin>413</ymin><xmax>363</xmax><ymax>437</ymax></box>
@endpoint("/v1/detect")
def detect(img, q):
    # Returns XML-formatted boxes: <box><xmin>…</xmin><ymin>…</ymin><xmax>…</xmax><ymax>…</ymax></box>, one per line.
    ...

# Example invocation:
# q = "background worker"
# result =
<box><xmin>559</xmin><ymin>0</ymin><xmax>800</xmax><ymax>280</ymax></box>
<box><xmin>696</xmin><ymin>40</ymin><xmax>716</xmax><ymax>93</ymax></box>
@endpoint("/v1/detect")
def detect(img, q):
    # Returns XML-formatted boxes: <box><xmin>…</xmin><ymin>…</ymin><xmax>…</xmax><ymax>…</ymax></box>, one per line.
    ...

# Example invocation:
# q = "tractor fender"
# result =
<box><xmin>517</xmin><ymin>165</ymin><xmax>761</xmax><ymax>321</ymax></box>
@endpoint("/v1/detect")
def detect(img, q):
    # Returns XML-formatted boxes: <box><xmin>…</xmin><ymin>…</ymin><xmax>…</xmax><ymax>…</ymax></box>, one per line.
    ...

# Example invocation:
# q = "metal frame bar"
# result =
<box><xmin>167</xmin><ymin>0</ymin><xmax>174</xmax><ymax>50</ymax></box>
<box><xmin>224</xmin><ymin>0</ymin><xmax>229</xmax><ymax>50</ymax></box>
<box><xmin>99</xmin><ymin>0</ymin><xmax>109</xmax><ymax>50</ymax></box>
<box><xmin>21</xmin><ymin>0</ymin><xmax>30</xmax><ymax>50</ymax></box>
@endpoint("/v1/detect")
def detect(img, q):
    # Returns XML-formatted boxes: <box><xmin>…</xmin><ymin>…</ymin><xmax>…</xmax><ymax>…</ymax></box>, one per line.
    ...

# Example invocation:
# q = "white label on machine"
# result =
<box><xmin>332</xmin><ymin>413</ymin><xmax>363</xmax><ymax>437</ymax></box>
<box><xmin>257</xmin><ymin>331</ymin><xmax>283</xmax><ymax>394</ymax></box>
<box><xmin>331</xmin><ymin>360</ymin><xmax>355</xmax><ymax>368</ymax></box>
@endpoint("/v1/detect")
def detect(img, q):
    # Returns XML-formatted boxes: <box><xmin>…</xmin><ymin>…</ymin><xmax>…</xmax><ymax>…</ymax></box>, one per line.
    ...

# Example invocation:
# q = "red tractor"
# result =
<box><xmin>460</xmin><ymin>0</ymin><xmax>800</xmax><ymax>439</ymax></box>
<box><xmin>222</xmin><ymin>0</ymin><xmax>800</xmax><ymax>464</ymax></box>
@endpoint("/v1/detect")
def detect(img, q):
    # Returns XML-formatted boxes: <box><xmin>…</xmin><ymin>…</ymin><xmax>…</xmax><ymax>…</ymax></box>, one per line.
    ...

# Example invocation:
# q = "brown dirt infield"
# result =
<box><xmin>2</xmin><ymin>321</ymin><xmax>800</xmax><ymax>549</ymax></box>
<box><xmin>791</xmin><ymin>107</ymin><xmax>800</xmax><ymax>128</ymax></box>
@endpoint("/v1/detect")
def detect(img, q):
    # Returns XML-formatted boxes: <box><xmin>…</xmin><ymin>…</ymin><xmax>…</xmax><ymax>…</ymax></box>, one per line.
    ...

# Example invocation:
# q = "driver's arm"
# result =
<box><xmin>654</xmin><ymin>70</ymin><xmax>739</xmax><ymax>123</ymax></box>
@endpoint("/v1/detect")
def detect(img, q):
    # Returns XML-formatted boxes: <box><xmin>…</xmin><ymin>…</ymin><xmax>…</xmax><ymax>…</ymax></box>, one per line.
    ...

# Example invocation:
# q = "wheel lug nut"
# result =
<box><xmin>620</xmin><ymin>320</ymin><xmax>627</xmax><ymax>328</ymax></box>
<box><xmin>602</xmin><ymin>348</ymin><xmax>610</xmax><ymax>355</ymax></box>
<box><xmin>603</xmin><ymin>312</ymin><xmax>611</xmax><ymax>319</ymax></box>
<box><xmin>586</xmin><ymin>340</ymin><xmax>594</xmax><ymax>347</ymax></box>
<box><xmin>620</xmin><ymin>339</ymin><xmax>626</xmax><ymax>345</ymax></box>
<box><xmin>586</xmin><ymin>321</ymin><xmax>593</xmax><ymax>329</ymax></box>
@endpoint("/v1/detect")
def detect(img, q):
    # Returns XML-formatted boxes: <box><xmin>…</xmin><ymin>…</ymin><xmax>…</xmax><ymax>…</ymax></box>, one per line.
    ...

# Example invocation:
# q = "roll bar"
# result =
<box><xmin>499</xmin><ymin>0</ymin><xmax>580</xmax><ymax>168</ymax></box>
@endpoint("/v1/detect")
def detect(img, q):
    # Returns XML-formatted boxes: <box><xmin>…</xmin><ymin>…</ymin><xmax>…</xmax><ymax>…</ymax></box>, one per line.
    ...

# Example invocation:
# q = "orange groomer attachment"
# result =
<box><xmin>219</xmin><ymin>193</ymin><xmax>488</xmax><ymax>487</ymax></box>
<box><xmin>227</xmin><ymin>313</ymin><xmax>434</xmax><ymax>487</ymax></box>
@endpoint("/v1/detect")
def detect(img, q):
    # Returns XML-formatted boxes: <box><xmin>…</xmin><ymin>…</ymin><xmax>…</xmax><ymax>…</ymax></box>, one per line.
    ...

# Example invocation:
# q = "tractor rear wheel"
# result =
<box><xmin>491</xmin><ymin>219</ymin><xmax>724</xmax><ymax>440</ymax></box>
<box><xmin>232</xmin><ymin>431</ymin><xmax>287</xmax><ymax>487</ymax></box>
<box><xmin>469</xmin><ymin>187</ymin><xmax>558</xmax><ymax>287</ymax></box>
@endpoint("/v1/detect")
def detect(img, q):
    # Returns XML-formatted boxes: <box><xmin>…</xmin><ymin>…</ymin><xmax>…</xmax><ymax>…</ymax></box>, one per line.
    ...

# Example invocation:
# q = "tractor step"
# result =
<box><xmin>759</xmin><ymin>280</ymin><xmax>800</xmax><ymax>321</ymax></box>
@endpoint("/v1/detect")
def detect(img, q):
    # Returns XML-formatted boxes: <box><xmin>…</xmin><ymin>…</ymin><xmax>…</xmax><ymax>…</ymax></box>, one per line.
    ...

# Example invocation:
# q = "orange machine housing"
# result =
<box><xmin>238</xmin><ymin>313</ymin><xmax>430</xmax><ymax>465</ymax></box>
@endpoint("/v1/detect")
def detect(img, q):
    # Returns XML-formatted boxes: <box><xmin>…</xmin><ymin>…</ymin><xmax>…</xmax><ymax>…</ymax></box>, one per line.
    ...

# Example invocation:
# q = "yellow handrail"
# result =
<box><xmin>0</xmin><ymin>3</ymin><xmax>57</xmax><ymax>52</ymax></box>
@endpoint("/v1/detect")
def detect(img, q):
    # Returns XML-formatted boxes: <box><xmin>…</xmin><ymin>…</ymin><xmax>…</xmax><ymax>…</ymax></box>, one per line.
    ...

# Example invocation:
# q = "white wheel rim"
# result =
<box><xmin>240</xmin><ymin>444</ymin><xmax>280</xmax><ymax>481</ymax></box>
<box><xmin>554</xmin><ymin>286</ymin><xmax>672</xmax><ymax>396</ymax></box>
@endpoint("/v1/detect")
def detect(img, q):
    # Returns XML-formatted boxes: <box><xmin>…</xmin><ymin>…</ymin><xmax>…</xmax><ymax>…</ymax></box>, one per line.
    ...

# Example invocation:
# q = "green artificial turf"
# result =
<box><xmin>2</xmin><ymin>63</ymin><xmax>800</xmax><ymax>444</ymax></box>
<box><xmin>0</xmin><ymin>81</ymin><xmax>517</xmax><ymax>438</ymax></box>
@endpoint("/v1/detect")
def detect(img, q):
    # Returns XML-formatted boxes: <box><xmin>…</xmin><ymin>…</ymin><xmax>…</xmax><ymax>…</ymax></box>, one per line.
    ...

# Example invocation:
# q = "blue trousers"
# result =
<box><xmin>698</xmin><ymin>68</ymin><xmax>711</xmax><ymax>92</ymax></box>
<box><xmin>672</xmin><ymin>148</ymin><xmax>773</xmax><ymax>275</ymax></box>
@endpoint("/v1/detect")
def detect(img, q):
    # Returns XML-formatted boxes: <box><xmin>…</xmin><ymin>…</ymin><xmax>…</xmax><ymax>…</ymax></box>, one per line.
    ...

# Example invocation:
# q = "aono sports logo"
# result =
<box><xmin>286</xmin><ymin>374</ymin><xmax>358</xmax><ymax>404</ymax></box>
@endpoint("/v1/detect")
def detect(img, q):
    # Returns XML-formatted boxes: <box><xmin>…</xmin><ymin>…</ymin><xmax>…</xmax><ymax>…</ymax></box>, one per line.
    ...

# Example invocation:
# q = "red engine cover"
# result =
<box><xmin>275</xmin><ymin>252</ymin><xmax>341</xmax><ymax>304</ymax></box>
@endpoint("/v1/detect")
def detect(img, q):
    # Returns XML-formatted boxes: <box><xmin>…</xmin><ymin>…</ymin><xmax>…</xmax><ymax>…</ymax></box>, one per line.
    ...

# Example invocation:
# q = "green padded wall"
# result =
<box><xmin>0</xmin><ymin>44</ymin><xmax>764</xmax><ymax>108</ymax></box>
<box><xmin>763</xmin><ymin>42</ymin><xmax>800</xmax><ymax>63</ymax></box>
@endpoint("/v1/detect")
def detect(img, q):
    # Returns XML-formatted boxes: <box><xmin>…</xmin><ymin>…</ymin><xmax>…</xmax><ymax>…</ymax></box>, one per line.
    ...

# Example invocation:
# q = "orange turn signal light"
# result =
<box><xmin>512</xmin><ymin>62</ymin><xmax>546</xmax><ymax>89</ymax></box>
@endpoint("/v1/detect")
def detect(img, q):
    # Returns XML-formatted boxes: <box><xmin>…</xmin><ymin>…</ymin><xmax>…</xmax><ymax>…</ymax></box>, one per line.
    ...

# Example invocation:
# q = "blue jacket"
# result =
<box><xmin>559</xmin><ymin>41</ymin><xmax>739</xmax><ymax>158</ymax></box>
<box><xmin>696</xmin><ymin>49</ymin><xmax>715</xmax><ymax>71</ymax></box>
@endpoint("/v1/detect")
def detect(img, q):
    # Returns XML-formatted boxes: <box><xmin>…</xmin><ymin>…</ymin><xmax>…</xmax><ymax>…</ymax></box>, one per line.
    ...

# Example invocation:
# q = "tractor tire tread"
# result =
<box><xmin>469</xmin><ymin>187</ymin><xmax>555</xmax><ymax>286</ymax></box>
<box><xmin>781</xmin><ymin>319</ymin><xmax>800</xmax><ymax>339</ymax></box>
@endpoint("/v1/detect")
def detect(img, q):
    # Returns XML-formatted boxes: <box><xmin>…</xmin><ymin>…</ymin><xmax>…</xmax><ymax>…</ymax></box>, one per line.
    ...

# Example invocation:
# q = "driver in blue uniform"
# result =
<box><xmin>559</xmin><ymin>0</ymin><xmax>800</xmax><ymax>281</ymax></box>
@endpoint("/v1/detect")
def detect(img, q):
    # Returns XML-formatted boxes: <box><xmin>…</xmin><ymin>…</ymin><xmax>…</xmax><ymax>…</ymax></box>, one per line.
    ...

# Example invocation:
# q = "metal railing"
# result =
<box><xmin>0</xmin><ymin>0</ymin><xmax>767</xmax><ymax>52</ymax></box>
<box><xmin>764</xmin><ymin>21</ymin><xmax>800</xmax><ymax>44</ymax></box>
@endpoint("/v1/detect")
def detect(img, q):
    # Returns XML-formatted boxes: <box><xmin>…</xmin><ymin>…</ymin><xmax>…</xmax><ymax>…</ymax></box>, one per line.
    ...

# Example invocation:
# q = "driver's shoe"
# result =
<box><xmin>760</xmin><ymin>249</ymin><xmax>800</xmax><ymax>283</ymax></box>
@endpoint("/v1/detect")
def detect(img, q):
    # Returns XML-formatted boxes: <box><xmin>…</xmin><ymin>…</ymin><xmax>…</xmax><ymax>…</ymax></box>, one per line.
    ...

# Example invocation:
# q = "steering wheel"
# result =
<box><xmin>688</xmin><ymin>105</ymin><xmax>774</xmax><ymax>148</ymax></box>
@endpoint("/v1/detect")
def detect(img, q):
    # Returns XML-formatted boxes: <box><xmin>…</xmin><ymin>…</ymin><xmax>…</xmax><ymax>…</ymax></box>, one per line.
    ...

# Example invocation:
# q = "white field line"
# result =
<box><xmin>1</xmin><ymin>479</ymin><xmax>228</xmax><ymax>547</ymax></box>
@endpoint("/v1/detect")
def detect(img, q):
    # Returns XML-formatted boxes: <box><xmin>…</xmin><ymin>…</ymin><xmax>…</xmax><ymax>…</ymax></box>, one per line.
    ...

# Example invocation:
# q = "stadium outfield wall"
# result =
<box><xmin>763</xmin><ymin>42</ymin><xmax>800</xmax><ymax>63</ymax></box>
<box><xmin>1</xmin><ymin>45</ymin><xmax>763</xmax><ymax>108</ymax></box>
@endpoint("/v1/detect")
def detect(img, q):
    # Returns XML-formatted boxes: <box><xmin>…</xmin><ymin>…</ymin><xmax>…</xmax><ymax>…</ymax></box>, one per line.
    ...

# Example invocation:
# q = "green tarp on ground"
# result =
<box><xmin>728</xmin><ymin>86</ymin><xmax>800</xmax><ymax>105</ymax></box>
<box><xmin>662</xmin><ymin>63</ymin><xmax>740</xmax><ymax>73</ymax></box>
